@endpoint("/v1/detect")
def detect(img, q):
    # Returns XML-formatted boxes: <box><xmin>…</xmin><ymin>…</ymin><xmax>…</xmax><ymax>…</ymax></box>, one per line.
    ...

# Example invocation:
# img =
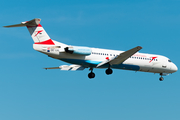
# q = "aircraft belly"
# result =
<box><xmin>59</xmin><ymin>58</ymin><xmax>140</xmax><ymax>71</ymax></box>
<box><xmin>111</xmin><ymin>64</ymin><xmax>140</xmax><ymax>71</ymax></box>
<box><xmin>60</xmin><ymin>58</ymin><xmax>101</xmax><ymax>67</ymax></box>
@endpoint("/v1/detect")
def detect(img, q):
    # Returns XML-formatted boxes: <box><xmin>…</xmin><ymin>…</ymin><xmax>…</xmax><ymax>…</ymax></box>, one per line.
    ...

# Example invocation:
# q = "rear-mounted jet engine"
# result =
<box><xmin>64</xmin><ymin>46</ymin><xmax>92</xmax><ymax>55</ymax></box>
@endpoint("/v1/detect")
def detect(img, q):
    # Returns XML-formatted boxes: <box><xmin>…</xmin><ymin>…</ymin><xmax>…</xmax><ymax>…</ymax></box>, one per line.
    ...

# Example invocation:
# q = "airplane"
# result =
<box><xmin>4</xmin><ymin>18</ymin><xmax>178</xmax><ymax>81</ymax></box>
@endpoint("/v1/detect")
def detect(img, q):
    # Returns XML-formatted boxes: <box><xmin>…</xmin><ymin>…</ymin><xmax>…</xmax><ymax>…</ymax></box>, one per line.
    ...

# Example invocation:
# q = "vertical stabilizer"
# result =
<box><xmin>4</xmin><ymin>18</ymin><xmax>55</xmax><ymax>45</ymax></box>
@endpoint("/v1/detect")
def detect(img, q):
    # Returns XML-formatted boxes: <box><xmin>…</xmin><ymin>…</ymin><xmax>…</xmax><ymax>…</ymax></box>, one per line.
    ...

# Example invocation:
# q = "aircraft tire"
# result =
<box><xmin>106</xmin><ymin>68</ymin><xmax>113</xmax><ymax>75</ymax></box>
<box><xmin>159</xmin><ymin>77</ymin><xmax>164</xmax><ymax>81</ymax></box>
<box><xmin>88</xmin><ymin>72</ymin><xmax>95</xmax><ymax>79</ymax></box>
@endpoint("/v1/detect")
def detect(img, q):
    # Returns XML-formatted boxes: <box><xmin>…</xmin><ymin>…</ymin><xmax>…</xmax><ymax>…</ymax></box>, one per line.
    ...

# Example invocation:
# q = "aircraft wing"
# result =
<box><xmin>96</xmin><ymin>46</ymin><xmax>142</xmax><ymax>67</ymax></box>
<box><xmin>44</xmin><ymin>64</ymin><xmax>86</xmax><ymax>71</ymax></box>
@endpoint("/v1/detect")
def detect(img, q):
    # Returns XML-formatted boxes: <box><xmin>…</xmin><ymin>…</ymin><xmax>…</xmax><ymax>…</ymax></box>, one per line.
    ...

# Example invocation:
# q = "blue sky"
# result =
<box><xmin>0</xmin><ymin>0</ymin><xmax>180</xmax><ymax>120</ymax></box>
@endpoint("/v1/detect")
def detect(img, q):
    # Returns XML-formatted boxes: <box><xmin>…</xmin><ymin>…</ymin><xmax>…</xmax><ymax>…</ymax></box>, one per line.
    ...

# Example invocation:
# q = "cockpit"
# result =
<box><xmin>168</xmin><ymin>59</ymin><xmax>172</xmax><ymax>62</ymax></box>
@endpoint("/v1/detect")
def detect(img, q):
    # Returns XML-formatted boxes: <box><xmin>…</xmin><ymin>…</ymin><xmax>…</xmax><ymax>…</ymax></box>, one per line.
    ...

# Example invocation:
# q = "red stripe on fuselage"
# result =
<box><xmin>34</xmin><ymin>39</ymin><xmax>55</xmax><ymax>45</ymax></box>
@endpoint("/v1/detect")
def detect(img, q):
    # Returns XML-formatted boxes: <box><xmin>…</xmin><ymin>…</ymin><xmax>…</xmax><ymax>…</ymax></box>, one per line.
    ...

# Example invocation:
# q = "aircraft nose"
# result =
<box><xmin>171</xmin><ymin>63</ymin><xmax>178</xmax><ymax>73</ymax></box>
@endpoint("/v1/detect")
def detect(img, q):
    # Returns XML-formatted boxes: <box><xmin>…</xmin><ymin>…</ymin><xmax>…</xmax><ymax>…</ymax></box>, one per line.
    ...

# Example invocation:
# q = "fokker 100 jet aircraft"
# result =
<box><xmin>4</xmin><ymin>18</ymin><xmax>178</xmax><ymax>81</ymax></box>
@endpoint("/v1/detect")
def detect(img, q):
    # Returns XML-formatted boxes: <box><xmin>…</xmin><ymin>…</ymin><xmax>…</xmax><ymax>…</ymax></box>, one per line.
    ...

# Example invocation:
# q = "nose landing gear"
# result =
<box><xmin>159</xmin><ymin>73</ymin><xmax>164</xmax><ymax>81</ymax></box>
<box><xmin>159</xmin><ymin>77</ymin><xmax>164</xmax><ymax>81</ymax></box>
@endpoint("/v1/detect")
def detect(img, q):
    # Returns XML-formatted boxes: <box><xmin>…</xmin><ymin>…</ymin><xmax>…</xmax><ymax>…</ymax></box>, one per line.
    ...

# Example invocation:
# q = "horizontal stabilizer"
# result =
<box><xmin>44</xmin><ymin>67</ymin><xmax>60</xmax><ymax>70</ymax></box>
<box><xmin>44</xmin><ymin>65</ymin><xmax>86</xmax><ymax>71</ymax></box>
<box><xmin>4</xmin><ymin>18</ymin><xmax>41</xmax><ymax>28</ymax></box>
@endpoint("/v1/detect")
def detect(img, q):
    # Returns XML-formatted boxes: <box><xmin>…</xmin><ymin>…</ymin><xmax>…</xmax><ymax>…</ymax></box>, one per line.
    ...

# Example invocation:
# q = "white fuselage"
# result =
<box><xmin>33</xmin><ymin>41</ymin><xmax>177</xmax><ymax>74</ymax></box>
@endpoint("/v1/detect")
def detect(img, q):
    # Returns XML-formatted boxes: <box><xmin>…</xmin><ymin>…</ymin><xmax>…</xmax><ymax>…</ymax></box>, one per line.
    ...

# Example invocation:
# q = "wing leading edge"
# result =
<box><xmin>96</xmin><ymin>46</ymin><xmax>142</xmax><ymax>68</ymax></box>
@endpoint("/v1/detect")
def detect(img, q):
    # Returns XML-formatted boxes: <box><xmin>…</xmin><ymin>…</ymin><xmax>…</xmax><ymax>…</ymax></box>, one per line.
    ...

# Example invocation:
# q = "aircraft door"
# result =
<box><xmin>161</xmin><ymin>57</ymin><xmax>170</xmax><ymax>69</ymax></box>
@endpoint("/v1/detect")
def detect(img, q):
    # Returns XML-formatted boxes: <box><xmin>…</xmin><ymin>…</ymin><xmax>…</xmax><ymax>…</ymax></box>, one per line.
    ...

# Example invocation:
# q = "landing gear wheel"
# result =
<box><xmin>106</xmin><ymin>68</ymin><xmax>113</xmax><ymax>75</ymax></box>
<box><xmin>159</xmin><ymin>77</ymin><xmax>164</xmax><ymax>81</ymax></box>
<box><xmin>88</xmin><ymin>72</ymin><xmax>95</xmax><ymax>79</ymax></box>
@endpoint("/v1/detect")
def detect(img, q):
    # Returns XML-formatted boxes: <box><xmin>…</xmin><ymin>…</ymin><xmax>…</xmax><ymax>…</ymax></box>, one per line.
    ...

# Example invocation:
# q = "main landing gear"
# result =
<box><xmin>106</xmin><ymin>68</ymin><xmax>113</xmax><ymax>75</ymax></box>
<box><xmin>106</xmin><ymin>64</ymin><xmax>113</xmax><ymax>75</ymax></box>
<box><xmin>159</xmin><ymin>73</ymin><xmax>164</xmax><ymax>81</ymax></box>
<box><xmin>88</xmin><ymin>67</ymin><xmax>113</xmax><ymax>79</ymax></box>
<box><xmin>88</xmin><ymin>68</ymin><xmax>95</xmax><ymax>79</ymax></box>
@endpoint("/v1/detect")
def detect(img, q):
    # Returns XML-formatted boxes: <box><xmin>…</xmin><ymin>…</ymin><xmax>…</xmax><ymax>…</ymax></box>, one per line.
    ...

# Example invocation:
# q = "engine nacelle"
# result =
<box><xmin>64</xmin><ymin>46</ymin><xmax>92</xmax><ymax>55</ymax></box>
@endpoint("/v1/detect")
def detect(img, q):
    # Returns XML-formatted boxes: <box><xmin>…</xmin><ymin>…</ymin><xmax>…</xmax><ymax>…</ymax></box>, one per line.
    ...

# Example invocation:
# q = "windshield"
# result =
<box><xmin>168</xmin><ymin>59</ymin><xmax>172</xmax><ymax>62</ymax></box>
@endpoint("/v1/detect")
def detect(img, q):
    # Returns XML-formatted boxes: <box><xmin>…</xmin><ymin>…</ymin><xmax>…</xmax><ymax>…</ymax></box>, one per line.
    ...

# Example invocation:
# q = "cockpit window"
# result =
<box><xmin>168</xmin><ymin>60</ymin><xmax>172</xmax><ymax>62</ymax></box>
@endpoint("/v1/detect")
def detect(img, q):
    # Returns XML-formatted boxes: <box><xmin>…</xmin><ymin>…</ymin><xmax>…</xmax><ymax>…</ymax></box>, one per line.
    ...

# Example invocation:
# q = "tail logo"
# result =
<box><xmin>34</xmin><ymin>30</ymin><xmax>43</xmax><ymax>37</ymax></box>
